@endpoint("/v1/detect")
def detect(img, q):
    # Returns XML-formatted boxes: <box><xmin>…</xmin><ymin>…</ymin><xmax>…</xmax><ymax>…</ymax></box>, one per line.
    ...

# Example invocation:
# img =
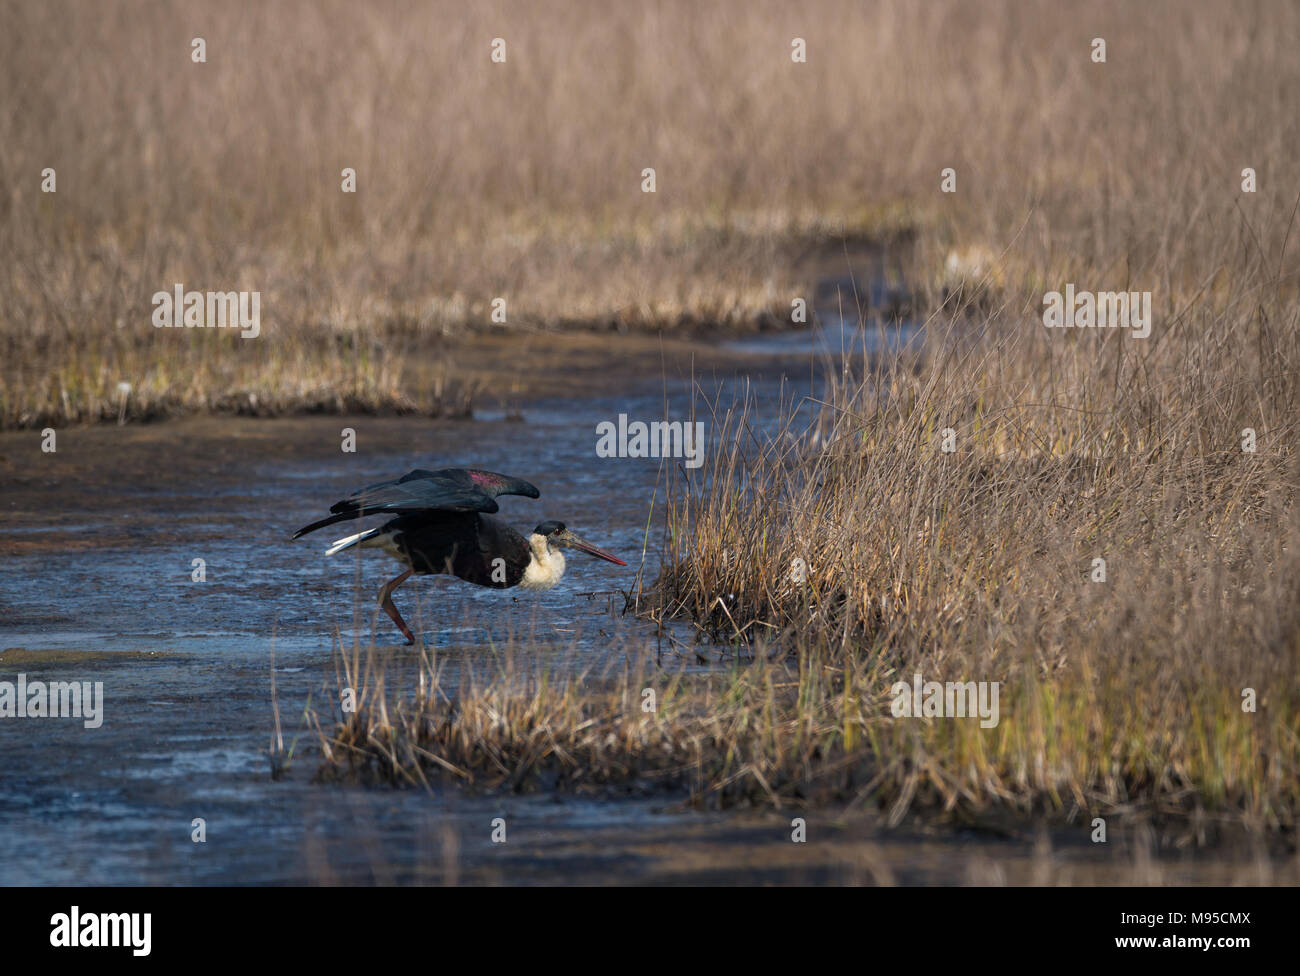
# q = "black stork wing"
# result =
<box><xmin>332</xmin><ymin>468</ymin><xmax>540</xmax><ymax>515</ymax></box>
<box><xmin>292</xmin><ymin>468</ymin><xmax>540</xmax><ymax>538</ymax></box>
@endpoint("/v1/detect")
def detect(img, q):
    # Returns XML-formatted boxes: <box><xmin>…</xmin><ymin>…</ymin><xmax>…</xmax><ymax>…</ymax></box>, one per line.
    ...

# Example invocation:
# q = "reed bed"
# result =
<box><xmin>5</xmin><ymin>0</ymin><xmax>1298</xmax><ymax>425</ymax></box>
<box><xmin>630</xmin><ymin>230</ymin><xmax>1300</xmax><ymax>827</ymax></box>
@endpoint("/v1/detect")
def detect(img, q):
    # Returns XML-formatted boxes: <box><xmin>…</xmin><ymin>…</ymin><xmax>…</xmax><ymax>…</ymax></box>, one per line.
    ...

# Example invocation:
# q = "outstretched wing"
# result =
<box><xmin>293</xmin><ymin>468</ymin><xmax>540</xmax><ymax>538</ymax></box>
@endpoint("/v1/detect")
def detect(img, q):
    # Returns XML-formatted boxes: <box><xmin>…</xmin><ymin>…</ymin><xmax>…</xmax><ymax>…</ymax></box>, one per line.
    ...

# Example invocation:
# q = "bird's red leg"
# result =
<box><xmin>377</xmin><ymin>569</ymin><xmax>416</xmax><ymax>645</ymax></box>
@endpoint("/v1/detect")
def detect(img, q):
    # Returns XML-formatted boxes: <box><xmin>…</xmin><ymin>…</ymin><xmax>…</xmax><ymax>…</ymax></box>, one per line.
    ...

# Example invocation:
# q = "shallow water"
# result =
<box><xmin>0</xmin><ymin>333</ymin><xmax>1287</xmax><ymax>884</ymax></box>
<box><xmin>0</xmin><ymin>367</ymin><xmax>801</xmax><ymax>883</ymax></box>
<box><xmin>724</xmin><ymin>312</ymin><xmax>924</xmax><ymax>358</ymax></box>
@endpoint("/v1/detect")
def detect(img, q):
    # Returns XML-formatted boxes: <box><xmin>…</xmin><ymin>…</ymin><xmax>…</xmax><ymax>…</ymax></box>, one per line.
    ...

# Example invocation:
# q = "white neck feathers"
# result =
<box><xmin>520</xmin><ymin>533</ymin><xmax>566</xmax><ymax>589</ymax></box>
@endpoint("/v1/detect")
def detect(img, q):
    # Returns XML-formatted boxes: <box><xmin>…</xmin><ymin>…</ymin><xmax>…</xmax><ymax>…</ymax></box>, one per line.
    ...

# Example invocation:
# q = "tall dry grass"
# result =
<box><xmin>639</xmin><ymin>255</ymin><xmax>1299</xmax><ymax>813</ymax></box>
<box><xmin>3</xmin><ymin>0</ymin><xmax>1298</xmax><ymax>425</ymax></box>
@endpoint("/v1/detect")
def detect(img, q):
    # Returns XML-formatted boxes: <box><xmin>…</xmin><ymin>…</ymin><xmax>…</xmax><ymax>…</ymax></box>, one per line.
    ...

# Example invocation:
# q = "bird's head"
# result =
<box><xmin>532</xmin><ymin>521</ymin><xmax>627</xmax><ymax>566</ymax></box>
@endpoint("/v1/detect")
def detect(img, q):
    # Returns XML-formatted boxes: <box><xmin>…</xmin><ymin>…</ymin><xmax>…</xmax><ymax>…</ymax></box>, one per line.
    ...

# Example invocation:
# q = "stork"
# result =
<box><xmin>292</xmin><ymin>468</ymin><xmax>627</xmax><ymax>644</ymax></box>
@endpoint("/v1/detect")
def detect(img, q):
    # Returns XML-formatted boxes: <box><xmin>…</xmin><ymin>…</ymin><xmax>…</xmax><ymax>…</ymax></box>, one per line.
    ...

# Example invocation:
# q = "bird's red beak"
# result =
<box><xmin>565</xmin><ymin>533</ymin><xmax>628</xmax><ymax>566</ymax></box>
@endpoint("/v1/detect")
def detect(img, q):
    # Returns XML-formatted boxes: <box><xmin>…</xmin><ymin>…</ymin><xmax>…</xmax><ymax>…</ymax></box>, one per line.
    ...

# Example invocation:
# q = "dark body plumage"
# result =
<box><xmin>381</xmin><ymin>511</ymin><xmax>531</xmax><ymax>587</ymax></box>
